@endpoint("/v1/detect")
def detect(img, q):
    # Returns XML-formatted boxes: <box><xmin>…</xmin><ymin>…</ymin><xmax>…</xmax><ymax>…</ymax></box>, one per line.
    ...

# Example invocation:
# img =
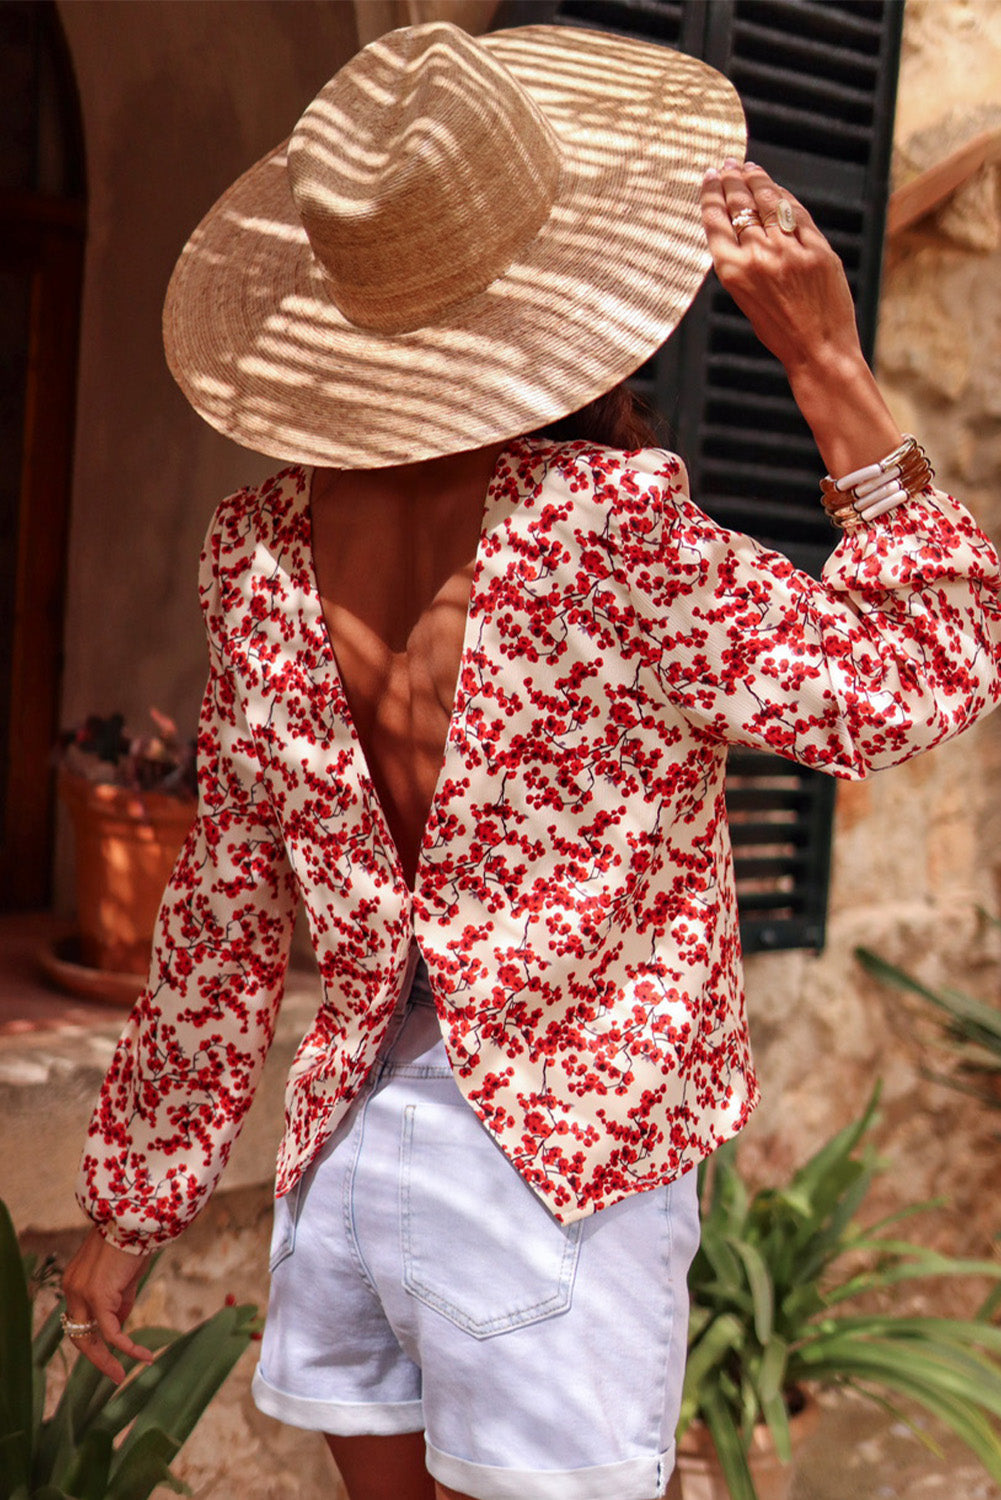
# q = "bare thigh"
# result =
<box><xmin>326</xmin><ymin>1432</ymin><xmax>434</xmax><ymax>1500</ymax></box>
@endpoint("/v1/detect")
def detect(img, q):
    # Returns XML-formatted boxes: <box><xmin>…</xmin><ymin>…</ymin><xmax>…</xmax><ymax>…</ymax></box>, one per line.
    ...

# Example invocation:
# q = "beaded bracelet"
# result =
<box><xmin>820</xmin><ymin>435</ymin><xmax>934</xmax><ymax>532</ymax></box>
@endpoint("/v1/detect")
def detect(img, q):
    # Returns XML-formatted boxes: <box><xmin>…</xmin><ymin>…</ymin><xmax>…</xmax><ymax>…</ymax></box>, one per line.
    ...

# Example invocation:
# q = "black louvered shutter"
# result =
<box><xmin>493</xmin><ymin>0</ymin><xmax>904</xmax><ymax>952</ymax></box>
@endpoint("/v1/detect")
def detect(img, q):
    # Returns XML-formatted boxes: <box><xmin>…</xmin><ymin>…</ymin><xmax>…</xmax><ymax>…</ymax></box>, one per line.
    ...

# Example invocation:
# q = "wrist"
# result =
<box><xmin>785</xmin><ymin>349</ymin><xmax>904</xmax><ymax>480</ymax></box>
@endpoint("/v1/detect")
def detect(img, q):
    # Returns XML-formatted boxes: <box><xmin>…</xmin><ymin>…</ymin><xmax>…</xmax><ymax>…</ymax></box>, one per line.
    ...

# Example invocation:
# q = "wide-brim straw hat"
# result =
<box><xmin>163</xmin><ymin>22</ymin><xmax>745</xmax><ymax>469</ymax></box>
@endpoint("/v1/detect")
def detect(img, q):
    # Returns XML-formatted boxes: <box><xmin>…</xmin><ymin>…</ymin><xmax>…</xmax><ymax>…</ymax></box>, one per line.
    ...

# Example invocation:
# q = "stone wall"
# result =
<box><xmin>740</xmin><ymin>0</ymin><xmax>1001</xmax><ymax>1275</ymax></box>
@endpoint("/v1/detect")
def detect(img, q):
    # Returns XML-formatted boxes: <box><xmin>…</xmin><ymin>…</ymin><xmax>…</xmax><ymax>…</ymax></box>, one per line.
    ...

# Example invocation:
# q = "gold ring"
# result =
<box><xmin>61</xmin><ymin>1312</ymin><xmax>99</xmax><ymax>1339</ymax></box>
<box><xmin>730</xmin><ymin>207</ymin><xmax>763</xmax><ymax>239</ymax></box>
<box><xmin>763</xmin><ymin>199</ymin><xmax>797</xmax><ymax>234</ymax></box>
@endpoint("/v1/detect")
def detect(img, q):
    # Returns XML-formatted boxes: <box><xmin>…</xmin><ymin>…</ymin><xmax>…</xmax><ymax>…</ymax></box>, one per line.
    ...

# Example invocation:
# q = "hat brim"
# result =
<box><xmin>163</xmin><ymin>25</ymin><xmax>745</xmax><ymax>469</ymax></box>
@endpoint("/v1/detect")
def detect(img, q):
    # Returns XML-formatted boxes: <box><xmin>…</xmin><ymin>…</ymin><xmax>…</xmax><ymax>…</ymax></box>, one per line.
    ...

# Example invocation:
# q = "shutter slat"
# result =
<box><xmin>732</xmin><ymin>18</ymin><xmax>879</xmax><ymax>81</ymax></box>
<box><xmin>737</xmin><ymin>0</ymin><xmax>885</xmax><ymax>49</ymax></box>
<box><xmin>732</xmin><ymin>56</ymin><xmax>877</xmax><ymax>116</ymax></box>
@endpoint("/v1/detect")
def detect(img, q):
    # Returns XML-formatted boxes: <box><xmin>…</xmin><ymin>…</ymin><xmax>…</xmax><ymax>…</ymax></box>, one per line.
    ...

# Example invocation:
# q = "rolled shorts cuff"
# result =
<box><xmin>251</xmin><ymin>1367</ymin><xmax>424</xmax><ymax>1436</ymax></box>
<box><xmin>425</xmin><ymin>1439</ymin><xmax>676</xmax><ymax>1500</ymax></box>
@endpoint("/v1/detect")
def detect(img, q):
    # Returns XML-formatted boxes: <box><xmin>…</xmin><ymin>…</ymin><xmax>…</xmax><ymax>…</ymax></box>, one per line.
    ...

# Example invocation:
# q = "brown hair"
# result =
<box><xmin>530</xmin><ymin>380</ymin><xmax>661</xmax><ymax>451</ymax></box>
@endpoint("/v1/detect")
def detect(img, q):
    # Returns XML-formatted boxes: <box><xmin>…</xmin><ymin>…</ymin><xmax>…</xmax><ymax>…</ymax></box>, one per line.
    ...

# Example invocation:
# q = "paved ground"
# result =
<box><xmin>793</xmin><ymin>1390</ymin><xmax>1001</xmax><ymax>1500</ymax></box>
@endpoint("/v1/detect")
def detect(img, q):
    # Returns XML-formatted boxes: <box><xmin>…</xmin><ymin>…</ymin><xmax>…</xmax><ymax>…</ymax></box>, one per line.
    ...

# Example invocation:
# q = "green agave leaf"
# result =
<box><xmin>698</xmin><ymin>1231</ymin><xmax>749</xmax><ymax>1293</ymax></box>
<box><xmin>756</xmin><ymin>1336</ymin><xmax>789</xmax><ymax>1407</ymax></box>
<box><xmin>739</xmin><ymin>1373</ymin><xmax>760</xmax><ymax>1444</ymax></box>
<box><xmin>845</xmin><ymin>1237</ymin><xmax>1001</xmax><ymax>1278</ymax></box>
<box><xmin>31</xmin><ymin>1303</ymin><xmax>66</xmax><ymax>1448</ymax></box>
<box><xmin>104</xmin><ymin>1304</ymin><xmax>255</xmax><ymax>1466</ymax></box>
<box><xmin>701</xmin><ymin>1387</ymin><xmax>759</xmax><ymax>1500</ymax></box>
<box><xmin>0</xmin><ymin>1201</ymin><xmax>34</xmax><ymax>1456</ymax></box>
<box><xmin>35</xmin><ymin>1326</ymin><xmax>185</xmax><ymax>1488</ymax></box>
<box><xmin>680</xmin><ymin>1312</ymin><xmax>746</xmax><ymax>1432</ymax></box>
<box><xmin>71</xmin><ymin>1328</ymin><xmax>178</xmax><ymax>1443</ymax></box>
<box><xmin>824</xmin><ymin>1252</ymin><xmax>1001</xmax><ymax>1309</ymax></box>
<box><xmin>106</xmin><ymin>1426</ymin><xmax>185</xmax><ymax>1500</ymax></box>
<box><xmin>702</xmin><ymin>1141</ymin><xmax>749</xmax><ymax>1230</ymax></box>
<box><xmin>32</xmin><ymin>1392</ymin><xmax>75</xmax><ymax>1491</ymax></box>
<box><xmin>58</xmin><ymin>1425</ymin><xmax>113</xmax><ymax>1500</ymax></box>
<box><xmin>687</xmin><ymin>1305</ymin><xmax>714</xmax><ymax>1343</ymax></box>
<box><xmin>795</xmin><ymin>1334</ymin><xmax>1001</xmax><ymax>1423</ymax></box>
<box><xmin>758</xmin><ymin>1386</ymin><xmax>792</xmax><ymax>1466</ymax></box>
<box><xmin>852</xmin><ymin>1371</ymin><xmax>1001</xmax><ymax>1479</ymax></box>
<box><xmin>727</xmin><ymin>1238</ymin><xmax>774</xmax><ymax>1345</ymax></box>
<box><xmin>848</xmin><ymin>1380</ymin><xmax>954</xmax><ymax>1459</ymax></box>
<box><xmin>856</xmin><ymin>1198</ymin><xmax>949</xmax><ymax>1238</ymax></box>
<box><xmin>33</xmin><ymin>1301</ymin><xmax>65</xmax><ymax>1376</ymax></box>
<box><xmin>805</xmin><ymin>1316</ymin><xmax>1001</xmax><ymax>1355</ymax></box>
<box><xmin>0</xmin><ymin>1426</ymin><xmax>30</xmax><ymax>1498</ymax></box>
<box><xmin>786</xmin><ymin>1084</ymin><xmax>881</xmax><ymax>1203</ymax></box>
<box><xmin>857</xmin><ymin>949</ymin><xmax>1001</xmax><ymax>1047</ymax></box>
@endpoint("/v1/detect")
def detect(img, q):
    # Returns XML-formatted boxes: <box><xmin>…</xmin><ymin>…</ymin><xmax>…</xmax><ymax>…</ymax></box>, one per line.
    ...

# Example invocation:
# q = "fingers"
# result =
<box><xmin>699</xmin><ymin>164</ymin><xmax>741</xmax><ymax>263</ymax></box>
<box><xmin>65</xmin><ymin>1319</ymin><xmax>129</xmax><ymax>1384</ymax></box>
<box><xmin>742</xmin><ymin>164</ymin><xmax>824</xmax><ymax>245</ymax></box>
<box><xmin>700</xmin><ymin>160</ymin><xmax>822</xmax><ymax>254</ymax></box>
<box><xmin>62</xmin><ymin>1225</ymin><xmax>155</xmax><ymax>1384</ymax></box>
<box><xmin>698</xmin><ymin>159</ymin><xmax>859</xmax><ymax>373</ymax></box>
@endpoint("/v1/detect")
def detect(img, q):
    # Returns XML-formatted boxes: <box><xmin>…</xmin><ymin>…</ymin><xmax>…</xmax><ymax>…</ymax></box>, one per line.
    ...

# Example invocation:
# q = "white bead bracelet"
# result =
<box><xmin>820</xmin><ymin>435</ymin><xmax>933</xmax><ymax>532</ymax></box>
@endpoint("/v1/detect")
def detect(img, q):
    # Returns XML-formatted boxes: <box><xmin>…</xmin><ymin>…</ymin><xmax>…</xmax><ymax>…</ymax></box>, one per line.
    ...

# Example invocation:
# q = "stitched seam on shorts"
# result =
<box><xmin>381</xmin><ymin>1062</ymin><xmax>454</xmax><ymax>1079</ymax></box>
<box><xmin>341</xmin><ymin>1093</ymin><xmax>382</xmax><ymax>1298</ymax></box>
<box><xmin>652</xmin><ymin>1182</ymin><xmax>681</xmax><ymax>1457</ymax></box>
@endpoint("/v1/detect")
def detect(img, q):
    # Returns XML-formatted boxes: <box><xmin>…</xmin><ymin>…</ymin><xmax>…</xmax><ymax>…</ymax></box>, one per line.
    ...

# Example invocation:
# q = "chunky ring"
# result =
<box><xmin>61</xmin><ymin>1312</ymin><xmax>99</xmax><ymax>1339</ymax></box>
<box><xmin>763</xmin><ymin>199</ymin><xmax>797</xmax><ymax>234</ymax></box>
<box><xmin>730</xmin><ymin>207</ymin><xmax>763</xmax><ymax>238</ymax></box>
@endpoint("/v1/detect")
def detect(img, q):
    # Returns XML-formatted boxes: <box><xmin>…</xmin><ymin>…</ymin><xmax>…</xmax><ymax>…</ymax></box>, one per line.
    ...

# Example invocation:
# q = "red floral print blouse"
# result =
<box><xmin>78</xmin><ymin>440</ymin><xmax>1001</xmax><ymax>1249</ymax></box>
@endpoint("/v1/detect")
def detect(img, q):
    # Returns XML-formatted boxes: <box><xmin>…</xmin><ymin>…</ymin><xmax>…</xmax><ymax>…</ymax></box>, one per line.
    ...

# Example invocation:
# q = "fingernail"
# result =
<box><xmin>723</xmin><ymin>157</ymin><xmax>739</xmax><ymax>169</ymax></box>
<box><xmin>744</xmin><ymin>160</ymin><xmax>759</xmax><ymax>170</ymax></box>
<box><xmin>703</xmin><ymin>167</ymin><xmax>719</xmax><ymax>180</ymax></box>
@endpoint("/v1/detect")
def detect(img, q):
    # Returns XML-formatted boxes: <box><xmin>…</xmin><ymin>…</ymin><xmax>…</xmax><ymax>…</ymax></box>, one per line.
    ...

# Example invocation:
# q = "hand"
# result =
<box><xmin>699</xmin><ymin>160</ymin><xmax>863</xmax><ymax>380</ymax></box>
<box><xmin>699</xmin><ymin>159</ymin><xmax>903</xmax><ymax>480</ymax></box>
<box><xmin>61</xmin><ymin>1225</ymin><xmax>155</xmax><ymax>1383</ymax></box>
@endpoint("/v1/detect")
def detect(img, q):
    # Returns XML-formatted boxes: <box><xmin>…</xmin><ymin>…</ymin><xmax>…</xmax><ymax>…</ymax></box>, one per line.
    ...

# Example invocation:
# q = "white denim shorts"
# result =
<box><xmin>253</xmin><ymin>953</ymin><xmax>700</xmax><ymax>1500</ymax></box>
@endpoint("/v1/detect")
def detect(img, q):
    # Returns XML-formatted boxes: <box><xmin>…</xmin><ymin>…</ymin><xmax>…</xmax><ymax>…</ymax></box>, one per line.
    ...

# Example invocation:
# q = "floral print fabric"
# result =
<box><xmin>79</xmin><ymin>440</ymin><xmax>1001</xmax><ymax>1249</ymax></box>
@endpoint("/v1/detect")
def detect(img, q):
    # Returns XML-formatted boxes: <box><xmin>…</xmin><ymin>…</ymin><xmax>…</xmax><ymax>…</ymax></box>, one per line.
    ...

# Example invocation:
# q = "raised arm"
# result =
<box><xmin>606</xmin><ymin>162</ymin><xmax>1001</xmax><ymax>772</ymax></box>
<box><xmin>699</xmin><ymin>160</ymin><xmax>903</xmax><ymax>480</ymax></box>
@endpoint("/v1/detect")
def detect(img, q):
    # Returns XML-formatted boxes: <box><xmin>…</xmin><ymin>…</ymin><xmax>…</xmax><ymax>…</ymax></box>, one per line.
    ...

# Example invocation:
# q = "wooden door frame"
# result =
<box><xmin>0</xmin><ymin>191</ymin><xmax>84</xmax><ymax>908</ymax></box>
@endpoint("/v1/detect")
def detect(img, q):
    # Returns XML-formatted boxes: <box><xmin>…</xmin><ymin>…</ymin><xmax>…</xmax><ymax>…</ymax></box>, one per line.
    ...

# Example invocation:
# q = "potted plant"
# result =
<box><xmin>0</xmin><ymin>1197</ymin><xmax>258</xmax><ymax>1499</ymax></box>
<box><xmin>53</xmin><ymin>710</ymin><xmax>196</xmax><ymax>998</ymax></box>
<box><xmin>677</xmin><ymin>1086</ymin><xmax>1001</xmax><ymax>1500</ymax></box>
<box><xmin>856</xmin><ymin>920</ymin><xmax>1001</xmax><ymax>1109</ymax></box>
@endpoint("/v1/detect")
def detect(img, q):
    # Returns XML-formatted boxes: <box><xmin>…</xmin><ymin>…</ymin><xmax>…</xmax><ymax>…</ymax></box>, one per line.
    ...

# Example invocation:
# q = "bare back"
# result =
<box><xmin>309</xmin><ymin>444</ymin><xmax>505</xmax><ymax>889</ymax></box>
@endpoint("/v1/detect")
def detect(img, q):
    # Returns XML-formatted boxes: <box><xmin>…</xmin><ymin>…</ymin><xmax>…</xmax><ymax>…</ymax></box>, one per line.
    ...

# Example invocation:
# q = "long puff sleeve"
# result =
<box><xmin>76</xmin><ymin>609</ymin><xmax>299</xmax><ymax>1252</ymax></box>
<box><xmin>615</xmin><ymin>452</ymin><xmax>1001</xmax><ymax>774</ymax></box>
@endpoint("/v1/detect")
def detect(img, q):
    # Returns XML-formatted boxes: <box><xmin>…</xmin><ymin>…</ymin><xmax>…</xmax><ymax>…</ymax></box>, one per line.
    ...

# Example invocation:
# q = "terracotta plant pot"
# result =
<box><xmin>676</xmin><ymin>1392</ymin><xmax>819</xmax><ymax>1500</ymax></box>
<box><xmin>59</xmin><ymin>771</ymin><xmax>195</xmax><ymax>976</ymax></box>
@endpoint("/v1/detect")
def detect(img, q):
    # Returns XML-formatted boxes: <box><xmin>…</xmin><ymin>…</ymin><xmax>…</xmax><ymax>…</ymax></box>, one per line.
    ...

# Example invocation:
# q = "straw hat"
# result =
<box><xmin>163</xmin><ymin>22</ymin><xmax>745</xmax><ymax>469</ymax></box>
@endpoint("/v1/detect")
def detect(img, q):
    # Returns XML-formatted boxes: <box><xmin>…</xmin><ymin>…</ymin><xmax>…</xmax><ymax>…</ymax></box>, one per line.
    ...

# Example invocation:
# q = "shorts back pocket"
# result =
<box><xmin>400</xmin><ymin>1099</ymin><xmax>581</xmax><ymax>1340</ymax></box>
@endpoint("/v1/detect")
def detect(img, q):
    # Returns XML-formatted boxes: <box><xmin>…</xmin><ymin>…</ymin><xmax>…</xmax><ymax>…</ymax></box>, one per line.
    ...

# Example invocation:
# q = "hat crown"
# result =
<box><xmin>287</xmin><ymin>23</ymin><xmax>562</xmax><ymax>334</ymax></box>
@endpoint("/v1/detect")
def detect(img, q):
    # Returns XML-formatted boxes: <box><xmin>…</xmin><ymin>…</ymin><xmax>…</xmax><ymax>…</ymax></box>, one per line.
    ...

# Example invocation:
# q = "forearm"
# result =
<box><xmin>785</xmin><ymin>348</ymin><xmax>904</xmax><ymax>483</ymax></box>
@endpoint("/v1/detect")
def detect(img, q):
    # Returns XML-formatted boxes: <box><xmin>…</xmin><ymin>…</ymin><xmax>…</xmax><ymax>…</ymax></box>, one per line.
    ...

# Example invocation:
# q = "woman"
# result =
<box><xmin>63</xmin><ymin>21</ymin><xmax>1000</xmax><ymax>1500</ymax></box>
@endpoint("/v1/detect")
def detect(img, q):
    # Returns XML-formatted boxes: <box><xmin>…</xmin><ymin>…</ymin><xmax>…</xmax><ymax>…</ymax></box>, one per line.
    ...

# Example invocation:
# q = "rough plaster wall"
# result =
<box><xmin>54</xmin><ymin>0</ymin><xmax>359</xmax><ymax>906</ymax></box>
<box><xmin>740</xmin><ymin>0</ymin><xmax>1001</xmax><ymax>1275</ymax></box>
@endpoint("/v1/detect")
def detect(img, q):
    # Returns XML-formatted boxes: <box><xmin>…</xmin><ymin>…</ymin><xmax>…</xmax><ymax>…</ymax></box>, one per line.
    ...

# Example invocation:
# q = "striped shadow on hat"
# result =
<box><xmin>163</xmin><ymin>22</ymin><xmax>745</xmax><ymax>468</ymax></box>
